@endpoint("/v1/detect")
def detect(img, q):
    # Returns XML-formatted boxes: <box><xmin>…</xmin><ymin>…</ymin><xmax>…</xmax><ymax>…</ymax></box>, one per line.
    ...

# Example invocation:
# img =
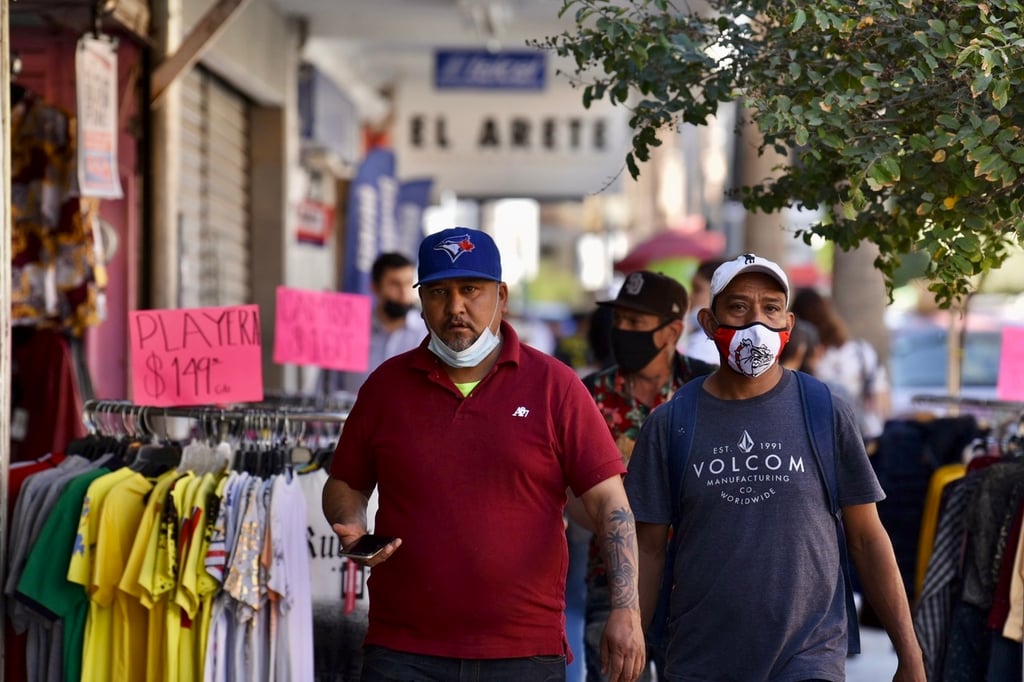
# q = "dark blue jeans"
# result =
<box><xmin>361</xmin><ymin>645</ymin><xmax>567</xmax><ymax>682</ymax></box>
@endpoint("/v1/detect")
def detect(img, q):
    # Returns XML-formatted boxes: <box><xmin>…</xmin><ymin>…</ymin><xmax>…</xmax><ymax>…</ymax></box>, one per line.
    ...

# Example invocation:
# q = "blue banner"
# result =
<box><xmin>395</xmin><ymin>179</ymin><xmax>434</xmax><ymax>260</ymax></box>
<box><xmin>435</xmin><ymin>49</ymin><xmax>546</xmax><ymax>90</ymax></box>
<box><xmin>343</xmin><ymin>148</ymin><xmax>396</xmax><ymax>294</ymax></box>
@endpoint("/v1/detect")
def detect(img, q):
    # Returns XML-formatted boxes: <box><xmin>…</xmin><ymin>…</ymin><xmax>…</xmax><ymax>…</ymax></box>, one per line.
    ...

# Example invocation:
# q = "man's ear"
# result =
<box><xmin>498</xmin><ymin>282</ymin><xmax>510</xmax><ymax>313</ymax></box>
<box><xmin>664</xmin><ymin>319</ymin><xmax>684</xmax><ymax>344</ymax></box>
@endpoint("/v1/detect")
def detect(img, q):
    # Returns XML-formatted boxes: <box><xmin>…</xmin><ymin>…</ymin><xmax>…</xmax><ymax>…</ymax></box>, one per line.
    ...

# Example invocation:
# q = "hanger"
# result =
<box><xmin>130</xmin><ymin>406</ymin><xmax>181</xmax><ymax>477</ymax></box>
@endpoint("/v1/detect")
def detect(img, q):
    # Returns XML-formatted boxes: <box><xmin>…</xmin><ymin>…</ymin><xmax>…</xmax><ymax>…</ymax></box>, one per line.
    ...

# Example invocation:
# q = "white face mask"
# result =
<box><xmin>427</xmin><ymin>292</ymin><xmax>502</xmax><ymax>368</ymax></box>
<box><xmin>711</xmin><ymin>321</ymin><xmax>791</xmax><ymax>378</ymax></box>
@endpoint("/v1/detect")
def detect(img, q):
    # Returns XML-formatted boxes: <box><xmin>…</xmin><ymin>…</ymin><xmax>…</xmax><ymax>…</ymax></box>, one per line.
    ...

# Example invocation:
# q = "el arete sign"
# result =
<box><xmin>394</xmin><ymin>49</ymin><xmax>630</xmax><ymax>198</ymax></box>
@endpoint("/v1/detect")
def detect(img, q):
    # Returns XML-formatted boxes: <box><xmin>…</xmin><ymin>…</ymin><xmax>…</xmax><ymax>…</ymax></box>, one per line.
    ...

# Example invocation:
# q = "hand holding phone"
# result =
<box><xmin>340</xmin><ymin>534</ymin><xmax>399</xmax><ymax>561</ymax></box>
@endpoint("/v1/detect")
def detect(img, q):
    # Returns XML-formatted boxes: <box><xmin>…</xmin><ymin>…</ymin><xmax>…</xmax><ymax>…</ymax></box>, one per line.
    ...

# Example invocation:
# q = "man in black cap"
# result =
<box><xmin>577</xmin><ymin>270</ymin><xmax>716</xmax><ymax>681</ymax></box>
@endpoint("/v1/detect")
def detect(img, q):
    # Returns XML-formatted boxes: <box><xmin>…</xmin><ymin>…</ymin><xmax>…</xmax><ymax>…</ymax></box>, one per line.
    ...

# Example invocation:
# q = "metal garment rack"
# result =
<box><xmin>911</xmin><ymin>394</ymin><xmax>1024</xmax><ymax>415</ymax></box>
<box><xmin>81</xmin><ymin>399</ymin><xmax>349</xmax><ymax>440</ymax></box>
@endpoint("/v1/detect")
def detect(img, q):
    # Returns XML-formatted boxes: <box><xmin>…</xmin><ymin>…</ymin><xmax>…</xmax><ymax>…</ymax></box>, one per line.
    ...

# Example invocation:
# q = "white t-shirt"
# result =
<box><xmin>818</xmin><ymin>339</ymin><xmax>890</xmax><ymax>439</ymax></box>
<box><xmin>298</xmin><ymin>467</ymin><xmax>380</xmax><ymax>680</ymax></box>
<box><xmin>268</xmin><ymin>474</ymin><xmax>314</xmax><ymax>682</ymax></box>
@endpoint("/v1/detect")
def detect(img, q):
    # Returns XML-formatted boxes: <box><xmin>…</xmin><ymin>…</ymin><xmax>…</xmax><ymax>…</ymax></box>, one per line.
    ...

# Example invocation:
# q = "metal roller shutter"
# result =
<box><xmin>178</xmin><ymin>67</ymin><xmax>251</xmax><ymax>308</ymax></box>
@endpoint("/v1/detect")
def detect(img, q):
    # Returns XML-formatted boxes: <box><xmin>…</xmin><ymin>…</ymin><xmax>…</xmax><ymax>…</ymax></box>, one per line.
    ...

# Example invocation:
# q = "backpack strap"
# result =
<box><xmin>649</xmin><ymin>376</ymin><xmax>706</xmax><ymax>646</ymax></box>
<box><xmin>794</xmin><ymin>370</ymin><xmax>862</xmax><ymax>654</ymax></box>
<box><xmin>668</xmin><ymin>377</ymin><xmax>707</xmax><ymax>524</ymax></box>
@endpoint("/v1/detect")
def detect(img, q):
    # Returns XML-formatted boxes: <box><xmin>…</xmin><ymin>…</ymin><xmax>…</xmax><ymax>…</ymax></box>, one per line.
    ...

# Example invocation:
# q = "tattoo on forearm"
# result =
<box><xmin>604</xmin><ymin>506</ymin><xmax>640</xmax><ymax>609</ymax></box>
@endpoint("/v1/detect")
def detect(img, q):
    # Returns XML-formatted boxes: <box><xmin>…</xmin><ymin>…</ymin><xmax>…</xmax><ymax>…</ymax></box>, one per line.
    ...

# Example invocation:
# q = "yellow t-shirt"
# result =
<box><xmin>174</xmin><ymin>473</ymin><xmax>219</xmax><ymax>680</ymax></box>
<box><xmin>1003</xmin><ymin>518</ymin><xmax>1024</xmax><ymax>642</ymax></box>
<box><xmin>93</xmin><ymin>472</ymin><xmax>154</xmax><ymax>682</ymax></box>
<box><xmin>66</xmin><ymin>467</ymin><xmax>135</xmax><ymax>682</ymax></box>
<box><xmin>118</xmin><ymin>469</ymin><xmax>180</xmax><ymax>682</ymax></box>
<box><xmin>915</xmin><ymin>463</ymin><xmax>967</xmax><ymax>599</ymax></box>
<box><xmin>120</xmin><ymin>470</ymin><xmax>179</xmax><ymax>606</ymax></box>
<box><xmin>161</xmin><ymin>472</ymin><xmax>197</xmax><ymax>682</ymax></box>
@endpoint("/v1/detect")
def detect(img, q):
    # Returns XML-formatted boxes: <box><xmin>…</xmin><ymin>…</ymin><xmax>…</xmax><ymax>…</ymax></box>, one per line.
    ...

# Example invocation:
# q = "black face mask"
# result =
<box><xmin>381</xmin><ymin>299</ymin><xmax>414</xmax><ymax>320</ymax></box>
<box><xmin>610</xmin><ymin>321</ymin><xmax>670</xmax><ymax>373</ymax></box>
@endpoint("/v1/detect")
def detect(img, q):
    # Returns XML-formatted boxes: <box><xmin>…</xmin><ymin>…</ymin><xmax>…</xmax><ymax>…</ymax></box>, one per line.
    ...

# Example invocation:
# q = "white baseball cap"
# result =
<box><xmin>710</xmin><ymin>253</ymin><xmax>791</xmax><ymax>303</ymax></box>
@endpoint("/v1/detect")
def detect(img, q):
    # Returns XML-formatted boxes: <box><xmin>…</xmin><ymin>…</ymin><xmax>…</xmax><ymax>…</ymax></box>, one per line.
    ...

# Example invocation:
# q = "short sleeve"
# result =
<box><xmin>833</xmin><ymin>394</ymin><xmax>886</xmax><ymax>506</ymax></box>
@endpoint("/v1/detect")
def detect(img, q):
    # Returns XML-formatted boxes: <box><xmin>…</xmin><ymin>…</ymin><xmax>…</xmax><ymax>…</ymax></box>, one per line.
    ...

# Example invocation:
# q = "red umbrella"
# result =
<box><xmin>614</xmin><ymin>225</ymin><xmax>726</xmax><ymax>273</ymax></box>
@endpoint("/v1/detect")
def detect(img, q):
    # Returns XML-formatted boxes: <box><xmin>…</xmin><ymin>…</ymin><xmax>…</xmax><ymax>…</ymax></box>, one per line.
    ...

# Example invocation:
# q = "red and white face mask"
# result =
<box><xmin>711</xmin><ymin>322</ymin><xmax>791</xmax><ymax>378</ymax></box>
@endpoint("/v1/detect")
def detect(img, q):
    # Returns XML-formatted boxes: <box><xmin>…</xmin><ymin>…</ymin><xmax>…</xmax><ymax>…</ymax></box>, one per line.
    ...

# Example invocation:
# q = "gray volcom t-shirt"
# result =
<box><xmin>626</xmin><ymin>370</ymin><xmax>884</xmax><ymax>682</ymax></box>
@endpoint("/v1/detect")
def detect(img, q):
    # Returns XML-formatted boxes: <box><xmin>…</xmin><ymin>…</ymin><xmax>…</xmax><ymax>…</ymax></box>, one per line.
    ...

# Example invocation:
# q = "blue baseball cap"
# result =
<box><xmin>415</xmin><ymin>227</ymin><xmax>503</xmax><ymax>287</ymax></box>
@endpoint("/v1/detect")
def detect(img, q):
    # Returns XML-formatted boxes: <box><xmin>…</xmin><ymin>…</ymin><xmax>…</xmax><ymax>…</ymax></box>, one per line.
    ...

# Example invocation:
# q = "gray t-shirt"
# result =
<box><xmin>626</xmin><ymin>370</ymin><xmax>884</xmax><ymax>682</ymax></box>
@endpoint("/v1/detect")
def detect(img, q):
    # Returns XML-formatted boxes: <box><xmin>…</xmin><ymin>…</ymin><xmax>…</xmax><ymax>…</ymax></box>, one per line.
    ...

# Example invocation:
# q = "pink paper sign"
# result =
<box><xmin>997</xmin><ymin>326</ymin><xmax>1024</xmax><ymax>401</ymax></box>
<box><xmin>273</xmin><ymin>287</ymin><xmax>372</xmax><ymax>371</ymax></box>
<box><xmin>130</xmin><ymin>305</ymin><xmax>264</xmax><ymax>407</ymax></box>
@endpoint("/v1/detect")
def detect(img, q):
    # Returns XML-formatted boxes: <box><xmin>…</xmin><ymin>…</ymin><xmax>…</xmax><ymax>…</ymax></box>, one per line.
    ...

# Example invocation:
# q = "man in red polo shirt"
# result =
<box><xmin>323</xmin><ymin>227</ymin><xmax>645</xmax><ymax>682</ymax></box>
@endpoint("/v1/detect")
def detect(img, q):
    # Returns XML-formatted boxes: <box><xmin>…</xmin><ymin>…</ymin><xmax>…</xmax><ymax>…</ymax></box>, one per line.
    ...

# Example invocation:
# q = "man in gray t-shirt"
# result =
<box><xmin>625</xmin><ymin>254</ymin><xmax>926</xmax><ymax>682</ymax></box>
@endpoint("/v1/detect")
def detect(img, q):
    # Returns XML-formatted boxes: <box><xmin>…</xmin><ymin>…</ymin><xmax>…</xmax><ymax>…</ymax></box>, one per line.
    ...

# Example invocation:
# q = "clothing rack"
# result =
<box><xmin>81</xmin><ymin>399</ymin><xmax>348</xmax><ymax>452</ymax></box>
<box><xmin>911</xmin><ymin>394</ymin><xmax>1024</xmax><ymax>422</ymax></box>
<box><xmin>912</xmin><ymin>395</ymin><xmax>1024</xmax><ymax>412</ymax></box>
<box><xmin>81</xmin><ymin>399</ymin><xmax>349</xmax><ymax>428</ymax></box>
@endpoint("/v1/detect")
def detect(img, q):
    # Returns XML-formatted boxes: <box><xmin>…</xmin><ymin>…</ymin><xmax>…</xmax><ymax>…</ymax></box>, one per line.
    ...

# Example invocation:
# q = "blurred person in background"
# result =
<box><xmin>555</xmin><ymin>310</ymin><xmax>598</xmax><ymax>375</ymax></box>
<box><xmin>333</xmin><ymin>252</ymin><xmax>426</xmax><ymax>395</ymax></box>
<box><xmin>587</xmin><ymin>305</ymin><xmax>616</xmax><ymax>371</ymax></box>
<box><xmin>682</xmin><ymin>258</ymin><xmax>725</xmax><ymax>365</ymax></box>
<box><xmin>791</xmin><ymin>287</ymin><xmax>891</xmax><ymax>450</ymax></box>
<box><xmin>576</xmin><ymin>270</ymin><xmax>716</xmax><ymax>681</ymax></box>
<box><xmin>780</xmin><ymin>318</ymin><xmax>859</xmax><ymax>410</ymax></box>
<box><xmin>779</xmin><ymin>318</ymin><xmax>822</xmax><ymax>373</ymax></box>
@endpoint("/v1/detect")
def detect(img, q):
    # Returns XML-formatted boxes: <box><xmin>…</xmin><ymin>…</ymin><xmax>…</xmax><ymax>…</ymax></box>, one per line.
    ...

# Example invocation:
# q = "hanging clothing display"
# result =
<box><xmin>9</xmin><ymin>82</ymin><xmax>106</xmax><ymax>461</ymax></box>
<box><xmin>10</xmin><ymin>327</ymin><xmax>87</xmax><ymax>462</ymax></box>
<box><xmin>11</xmin><ymin>89</ymin><xmax>107</xmax><ymax>335</ymax></box>
<box><xmin>911</xmin><ymin>407</ymin><xmax>1024</xmax><ymax>682</ymax></box>
<box><xmin>3</xmin><ymin>403</ymin><xmax>345</xmax><ymax>682</ymax></box>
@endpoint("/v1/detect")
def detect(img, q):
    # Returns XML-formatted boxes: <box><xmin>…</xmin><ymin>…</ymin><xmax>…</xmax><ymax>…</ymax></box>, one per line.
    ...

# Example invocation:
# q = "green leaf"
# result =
<box><xmin>792</xmin><ymin>9</ymin><xmax>807</xmax><ymax>32</ymax></box>
<box><xmin>971</xmin><ymin>74</ymin><xmax>992</xmax><ymax>97</ymax></box>
<box><xmin>626</xmin><ymin>152</ymin><xmax>640</xmax><ymax>180</ymax></box>
<box><xmin>909</xmin><ymin>134</ymin><xmax>931</xmax><ymax>152</ymax></box>
<box><xmin>991</xmin><ymin>79</ymin><xmax>1010</xmax><ymax>110</ymax></box>
<box><xmin>880</xmin><ymin>155</ymin><xmax>902</xmax><ymax>182</ymax></box>
<box><xmin>795</xmin><ymin>125</ymin><xmax>809</xmax><ymax>146</ymax></box>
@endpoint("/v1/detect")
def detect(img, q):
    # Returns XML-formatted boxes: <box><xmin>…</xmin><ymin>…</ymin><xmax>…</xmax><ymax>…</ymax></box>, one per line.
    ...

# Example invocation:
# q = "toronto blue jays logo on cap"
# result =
<box><xmin>434</xmin><ymin>234</ymin><xmax>477</xmax><ymax>263</ymax></box>
<box><xmin>416</xmin><ymin>227</ymin><xmax>503</xmax><ymax>287</ymax></box>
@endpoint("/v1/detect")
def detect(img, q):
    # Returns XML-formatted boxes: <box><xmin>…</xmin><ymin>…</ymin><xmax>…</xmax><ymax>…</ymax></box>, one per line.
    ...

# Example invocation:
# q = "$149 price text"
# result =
<box><xmin>129</xmin><ymin>305</ymin><xmax>264</xmax><ymax>407</ymax></box>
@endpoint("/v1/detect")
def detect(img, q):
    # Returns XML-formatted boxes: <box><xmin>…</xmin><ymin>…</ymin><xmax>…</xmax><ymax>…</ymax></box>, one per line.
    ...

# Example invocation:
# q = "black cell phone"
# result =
<box><xmin>340</xmin><ymin>534</ymin><xmax>396</xmax><ymax>560</ymax></box>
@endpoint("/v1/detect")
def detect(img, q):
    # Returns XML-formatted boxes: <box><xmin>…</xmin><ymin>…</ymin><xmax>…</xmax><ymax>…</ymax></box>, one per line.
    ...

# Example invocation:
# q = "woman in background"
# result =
<box><xmin>791</xmin><ymin>288</ymin><xmax>891</xmax><ymax>450</ymax></box>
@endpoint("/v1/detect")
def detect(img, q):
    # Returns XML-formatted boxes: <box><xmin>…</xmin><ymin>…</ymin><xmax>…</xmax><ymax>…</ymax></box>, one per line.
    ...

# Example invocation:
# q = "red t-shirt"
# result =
<box><xmin>331</xmin><ymin>321</ymin><xmax>625</xmax><ymax>659</ymax></box>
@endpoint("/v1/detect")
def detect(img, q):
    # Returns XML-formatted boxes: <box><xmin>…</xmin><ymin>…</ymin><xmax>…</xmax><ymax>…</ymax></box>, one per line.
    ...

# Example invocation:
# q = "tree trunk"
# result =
<box><xmin>737</xmin><ymin>109</ymin><xmax>788</xmax><ymax>265</ymax></box>
<box><xmin>832</xmin><ymin>243</ymin><xmax>890</xmax><ymax>364</ymax></box>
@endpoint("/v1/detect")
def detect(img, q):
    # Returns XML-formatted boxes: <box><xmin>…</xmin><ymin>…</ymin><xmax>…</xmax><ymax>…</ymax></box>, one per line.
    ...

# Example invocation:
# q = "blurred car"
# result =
<box><xmin>888</xmin><ymin>324</ymin><xmax>1004</xmax><ymax>416</ymax></box>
